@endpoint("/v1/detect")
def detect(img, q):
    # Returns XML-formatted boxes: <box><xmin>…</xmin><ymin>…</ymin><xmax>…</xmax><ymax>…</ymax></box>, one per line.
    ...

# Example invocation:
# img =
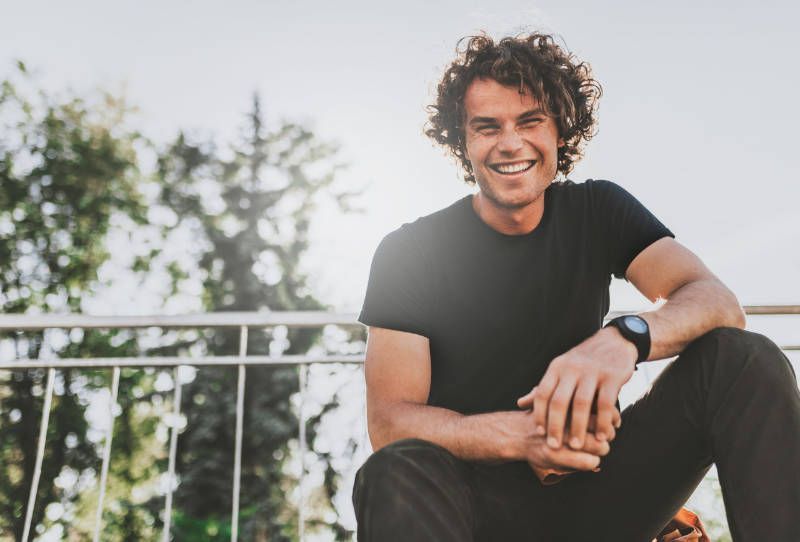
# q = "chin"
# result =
<box><xmin>483</xmin><ymin>186</ymin><xmax>543</xmax><ymax>210</ymax></box>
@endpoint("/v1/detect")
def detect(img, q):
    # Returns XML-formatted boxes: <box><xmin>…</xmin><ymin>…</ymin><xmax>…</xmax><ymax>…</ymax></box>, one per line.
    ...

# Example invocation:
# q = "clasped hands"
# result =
<box><xmin>515</xmin><ymin>327</ymin><xmax>638</xmax><ymax>475</ymax></box>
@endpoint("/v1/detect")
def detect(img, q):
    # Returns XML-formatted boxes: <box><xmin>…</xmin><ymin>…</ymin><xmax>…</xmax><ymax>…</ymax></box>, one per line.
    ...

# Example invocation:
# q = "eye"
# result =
<box><xmin>520</xmin><ymin>117</ymin><xmax>543</xmax><ymax>128</ymax></box>
<box><xmin>475</xmin><ymin>125</ymin><xmax>499</xmax><ymax>134</ymax></box>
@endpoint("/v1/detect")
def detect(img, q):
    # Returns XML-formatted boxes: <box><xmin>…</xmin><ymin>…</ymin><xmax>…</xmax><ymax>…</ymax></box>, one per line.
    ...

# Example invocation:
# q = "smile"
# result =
<box><xmin>489</xmin><ymin>160</ymin><xmax>536</xmax><ymax>175</ymax></box>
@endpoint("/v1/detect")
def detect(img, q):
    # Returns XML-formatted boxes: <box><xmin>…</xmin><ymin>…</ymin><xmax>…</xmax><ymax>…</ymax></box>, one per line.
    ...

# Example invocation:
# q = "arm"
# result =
<box><xmin>629</xmin><ymin>237</ymin><xmax>746</xmax><ymax>359</ymax></box>
<box><xmin>523</xmin><ymin>237</ymin><xmax>746</xmax><ymax>450</ymax></box>
<box><xmin>365</xmin><ymin>326</ymin><xmax>607</xmax><ymax>471</ymax></box>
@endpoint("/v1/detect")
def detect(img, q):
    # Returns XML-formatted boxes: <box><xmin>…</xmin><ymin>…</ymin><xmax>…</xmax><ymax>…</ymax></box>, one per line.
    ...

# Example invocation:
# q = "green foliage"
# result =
<box><xmin>1</xmin><ymin>64</ymin><xmax>358</xmax><ymax>540</ymax></box>
<box><xmin>0</xmin><ymin>64</ymin><xmax>148</xmax><ymax>539</ymax></box>
<box><xmin>154</xmin><ymin>94</ymin><xmax>352</xmax><ymax>539</ymax></box>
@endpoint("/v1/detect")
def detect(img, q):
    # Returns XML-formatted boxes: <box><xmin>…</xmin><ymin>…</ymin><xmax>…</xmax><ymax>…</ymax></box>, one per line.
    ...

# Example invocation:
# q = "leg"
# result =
<box><xmin>352</xmin><ymin>438</ymin><xmax>475</xmax><ymax>541</ymax></box>
<box><xmin>546</xmin><ymin>328</ymin><xmax>800</xmax><ymax>542</ymax></box>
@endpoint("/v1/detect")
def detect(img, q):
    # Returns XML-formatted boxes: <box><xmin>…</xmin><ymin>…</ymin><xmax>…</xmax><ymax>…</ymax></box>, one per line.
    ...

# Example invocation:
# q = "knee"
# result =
<box><xmin>689</xmin><ymin>327</ymin><xmax>795</xmax><ymax>389</ymax></box>
<box><xmin>357</xmin><ymin>438</ymin><xmax>452</xmax><ymax>482</ymax></box>
<box><xmin>353</xmin><ymin>438</ymin><xmax>456</xmax><ymax>505</ymax></box>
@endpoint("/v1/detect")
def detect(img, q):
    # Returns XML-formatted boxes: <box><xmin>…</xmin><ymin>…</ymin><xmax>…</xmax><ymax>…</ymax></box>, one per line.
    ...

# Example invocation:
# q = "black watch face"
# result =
<box><xmin>624</xmin><ymin>315</ymin><xmax>648</xmax><ymax>334</ymax></box>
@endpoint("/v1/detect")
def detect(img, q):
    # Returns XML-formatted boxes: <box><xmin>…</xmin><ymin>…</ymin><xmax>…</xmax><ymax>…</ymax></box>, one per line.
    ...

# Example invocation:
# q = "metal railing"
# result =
<box><xmin>0</xmin><ymin>306</ymin><xmax>798</xmax><ymax>541</ymax></box>
<box><xmin>0</xmin><ymin>311</ymin><xmax>363</xmax><ymax>542</ymax></box>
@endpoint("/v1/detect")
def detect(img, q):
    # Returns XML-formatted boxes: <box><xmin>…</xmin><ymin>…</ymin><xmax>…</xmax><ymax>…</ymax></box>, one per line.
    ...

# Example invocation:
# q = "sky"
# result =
<box><xmin>3</xmin><ymin>0</ymin><xmax>798</xmax><ymax>319</ymax></box>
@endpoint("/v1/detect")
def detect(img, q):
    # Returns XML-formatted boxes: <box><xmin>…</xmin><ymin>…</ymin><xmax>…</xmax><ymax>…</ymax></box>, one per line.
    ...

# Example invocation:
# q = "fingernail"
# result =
<box><xmin>547</xmin><ymin>436</ymin><xmax>560</xmax><ymax>448</ymax></box>
<box><xmin>569</xmin><ymin>437</ymin><xmax>581</xmax><ymax>449</ymax></box>
<box><xmin>592</xmin><ymin>467</ymin><xmax>601</xmax><ymax>473</ymax></box>
<box><xmin>536</xmin><ymin>425</ymin><xmax>546</xmax><ymax>436</ymax></box>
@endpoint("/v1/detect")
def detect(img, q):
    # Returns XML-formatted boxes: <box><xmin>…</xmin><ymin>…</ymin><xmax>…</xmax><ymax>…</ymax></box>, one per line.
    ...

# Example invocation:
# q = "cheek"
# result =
<box><xmin>465</xmin><ymin>140</ymin><xmax>484</xmax><ymax>165</ymax></box>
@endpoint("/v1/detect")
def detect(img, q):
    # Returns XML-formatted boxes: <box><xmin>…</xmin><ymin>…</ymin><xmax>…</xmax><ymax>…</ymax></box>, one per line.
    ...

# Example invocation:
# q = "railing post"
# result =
<box><xmin>21</xmin><ymin>367</ymin><xmax>56</xmax><ymax>542</ymax></box>
<box><xmin>231</xmin><ymin>326</ymin><xmax>248</xmax><ymax>542</ymax></box>
<box><xmin>298</xmin><ymin>363</ymin><xmax>307</xmax><ymax>542</ymax></box>
<box><xmin>93</xmin><ymin>366</ymin><xmax>121</xmax><ymax>542</ymax></box>
<box><xmin>162</xmin><ymin>366</ymin><xmax>183</xmax><ymax>542</ymax></box>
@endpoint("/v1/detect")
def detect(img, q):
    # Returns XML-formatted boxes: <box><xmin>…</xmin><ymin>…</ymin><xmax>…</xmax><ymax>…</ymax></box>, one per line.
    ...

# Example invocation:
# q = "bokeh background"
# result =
<box><xmin>1</xmin><ymin>0</ymin><xmax>798</xmax><ymax>540</ymax></box>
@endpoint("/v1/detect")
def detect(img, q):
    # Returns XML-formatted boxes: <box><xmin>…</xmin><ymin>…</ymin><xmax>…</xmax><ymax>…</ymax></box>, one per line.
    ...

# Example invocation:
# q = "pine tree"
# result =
<box><xmin>155</xmin><ymin>94</ymin><xmax>353</xmax><ymax>540</ymax></box>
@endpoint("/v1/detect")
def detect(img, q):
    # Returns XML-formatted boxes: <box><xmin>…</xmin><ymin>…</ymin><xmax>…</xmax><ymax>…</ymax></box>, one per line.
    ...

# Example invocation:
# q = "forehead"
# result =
<box><xmin>463</xmin><ymin>78</ymin><xmax>542</xmax><ymax>120</ymax></box>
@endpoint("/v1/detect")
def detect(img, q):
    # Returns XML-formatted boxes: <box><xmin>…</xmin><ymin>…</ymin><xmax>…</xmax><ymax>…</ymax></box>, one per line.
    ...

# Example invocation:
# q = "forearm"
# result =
<box><xmin>639</xmin><ymin>278</ymin><xmax>746</xmax><ymax>361</ymax></box>
<box><xmin>368</xmin><ymin>401</ymin><xmax>528</xmax><ymax>462</ymax></box>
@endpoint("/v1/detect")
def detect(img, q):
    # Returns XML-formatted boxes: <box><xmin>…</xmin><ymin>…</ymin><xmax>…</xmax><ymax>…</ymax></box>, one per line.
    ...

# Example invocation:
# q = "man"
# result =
<box><xmin>352</xmin><ymin>33</ymin><xmax>800</xmax><ymax>541</ymax></box>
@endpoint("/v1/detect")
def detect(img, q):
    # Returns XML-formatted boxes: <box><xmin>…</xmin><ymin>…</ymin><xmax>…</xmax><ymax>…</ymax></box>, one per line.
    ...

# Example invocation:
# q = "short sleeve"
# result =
<box><xmin>591</xmin><ymin>180</ymin><xmax>675</xmax><ymax>280</ymax></box>
<box><xmin>358</xmin><ymin>227</ymin><xmax>433</xmax><ymax>338</ymax></box>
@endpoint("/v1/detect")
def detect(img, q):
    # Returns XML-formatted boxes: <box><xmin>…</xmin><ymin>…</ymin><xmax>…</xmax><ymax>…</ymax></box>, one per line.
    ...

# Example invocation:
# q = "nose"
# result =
<box><xmin>496</xmin><ymin>127</ymin><xmax>524</xmax><ymax>154</ymax></box>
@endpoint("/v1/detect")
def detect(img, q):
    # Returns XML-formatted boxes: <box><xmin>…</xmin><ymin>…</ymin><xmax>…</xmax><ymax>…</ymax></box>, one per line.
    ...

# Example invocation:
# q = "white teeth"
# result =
<box><xmin>494</xmin><ymin>161</ymin><xmax>533</xmax><ymax>174</ymax></box>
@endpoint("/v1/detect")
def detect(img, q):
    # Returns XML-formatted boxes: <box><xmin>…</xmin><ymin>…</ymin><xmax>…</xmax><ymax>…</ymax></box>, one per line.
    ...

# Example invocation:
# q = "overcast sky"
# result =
<box><xmin>3</xmin><ymin>0</ymin><xmax>798</xmax><ymax>321</ymax></box>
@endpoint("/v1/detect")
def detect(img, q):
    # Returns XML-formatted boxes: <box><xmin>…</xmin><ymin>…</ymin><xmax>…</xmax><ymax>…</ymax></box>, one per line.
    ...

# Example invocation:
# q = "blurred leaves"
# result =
<box><xmin>0</xmin><ymin>65</ymin><xmax>357</xmax><ymax>541</ymax></box>
<box><xmin>0</xmin><ymin>63</ymin><xmax>147</xmax><ymax>540</ymax></box>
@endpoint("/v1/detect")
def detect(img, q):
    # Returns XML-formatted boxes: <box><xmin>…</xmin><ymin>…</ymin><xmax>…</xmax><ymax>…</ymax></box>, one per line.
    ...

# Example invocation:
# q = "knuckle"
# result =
<box><xmin>572</xmin><ymin>396</ymin><xmax>591</xmax><ymax>408</ymax></box>
<box><xmin>597</xmin><ymin>396</ymin><xmax>615</xmax><ymax>408</ymax></box>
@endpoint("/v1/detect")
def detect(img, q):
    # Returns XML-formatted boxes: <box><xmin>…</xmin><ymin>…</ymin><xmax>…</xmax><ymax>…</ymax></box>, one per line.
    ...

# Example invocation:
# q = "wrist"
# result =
<box><xmin>603</xmin><ymin>314</ymin><xmax>651</xmax><ymax>364</ymax></box>
<box><xmin>498</xmin><ymin>410</ymin><xmax>536</xmax><ymax>461</ymax></box>
<box><xmin>600</xmin><ymin>326</ymin><xmax>638</xmax><ymax>365</ymax></box>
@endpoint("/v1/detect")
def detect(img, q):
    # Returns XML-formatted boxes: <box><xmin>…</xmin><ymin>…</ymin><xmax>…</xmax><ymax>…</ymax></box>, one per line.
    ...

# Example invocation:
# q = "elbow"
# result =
<box><xmin>722</xmin><ymin>287</ymin><xmax>746</xmax><ymax>329</ymax></box>
<box><xmin>730</xmin><ymin>304</ymin><xmax>747</xmax><ymax>330</ymax></box>
<box><xmin>366</xmin><ymin>405</ymin><xmax>393</xmax><ymax>452</ymax></box>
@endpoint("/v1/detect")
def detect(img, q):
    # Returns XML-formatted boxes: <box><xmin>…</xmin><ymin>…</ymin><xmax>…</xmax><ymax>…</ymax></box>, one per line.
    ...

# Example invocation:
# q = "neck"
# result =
<box><xmin>471</xmin><ymin>192</ymin><xmax>546</xmax><ymax>235</ymax></box>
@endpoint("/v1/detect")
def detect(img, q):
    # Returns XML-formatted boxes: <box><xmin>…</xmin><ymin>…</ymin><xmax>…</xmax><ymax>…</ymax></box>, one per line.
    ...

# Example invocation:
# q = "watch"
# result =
<box><xmin>604</xmin><ymin>315</ymin><xmax>651</xmax><ymax>364</ymax></box>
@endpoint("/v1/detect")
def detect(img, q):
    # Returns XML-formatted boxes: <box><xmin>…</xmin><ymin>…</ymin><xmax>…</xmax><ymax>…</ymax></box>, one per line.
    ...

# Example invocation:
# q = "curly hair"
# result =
<box><xmin>425</xmin><ymin>33</ymin><xmax>602</xmax><ymax>184</ymax></box>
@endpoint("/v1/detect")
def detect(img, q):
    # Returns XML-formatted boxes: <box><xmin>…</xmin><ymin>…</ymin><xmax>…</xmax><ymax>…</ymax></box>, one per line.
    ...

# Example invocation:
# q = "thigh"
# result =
<box><xmin>544</xmin><ymin>352</ymin><xmax>714</xmax><ymax>542</ymax></box>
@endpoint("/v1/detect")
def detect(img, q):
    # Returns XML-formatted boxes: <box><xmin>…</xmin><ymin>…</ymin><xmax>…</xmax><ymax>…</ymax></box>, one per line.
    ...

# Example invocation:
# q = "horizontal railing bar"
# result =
<box><xmin>0</xmin><ymin>354</ymin><xmax>365</xmax><ymax>370</ymax></box>
<box><xmin>608</xmin><ymin>305</ymin><xmax>800</xmax><ymax>318</ymax></box>
<box><xmin>0</xmin><ymin>311</ymin><xmax>360</xmax><ymax>331</ymax></box>
<box><xmin>740</xmin><ymin>305</ymin><xmax>800</xmax><ymax>315</ymax></box>
<box><xmin>2</xmin><ymin>345</ymin><xmax>798</xmax><ymax>371</ymax></box>
<box><xmin>0</xmin><ymin>306</ymin><xmax>797</xmax><ymax>332</ymax></box>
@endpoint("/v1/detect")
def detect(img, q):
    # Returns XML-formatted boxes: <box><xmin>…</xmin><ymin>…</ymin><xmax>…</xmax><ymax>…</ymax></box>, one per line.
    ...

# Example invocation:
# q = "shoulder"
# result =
<box><xmin>551</xmin><ymin>178</ymin><xmax>624</xmax><ymax>196</ymax></box>
<box><xmin>550</xmin><ymin>179</ymin><xmax>636</xmax><ymax>208</ymax></box>
<box><xmin>377</xmin><ymin>196</ymin><xmax>472</xmax><ymax>253</ymax></box>
<box><xmin>545</xmin><ymin>178</ymin><xmax>621</xmax><ymax>209</ymax></box>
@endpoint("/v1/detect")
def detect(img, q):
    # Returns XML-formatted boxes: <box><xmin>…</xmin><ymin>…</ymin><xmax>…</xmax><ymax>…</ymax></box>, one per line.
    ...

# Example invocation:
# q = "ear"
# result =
<box><xmin>557</xmin><ymin>137</ymin><xmax>565</xmax><ymax>148</ymax></box>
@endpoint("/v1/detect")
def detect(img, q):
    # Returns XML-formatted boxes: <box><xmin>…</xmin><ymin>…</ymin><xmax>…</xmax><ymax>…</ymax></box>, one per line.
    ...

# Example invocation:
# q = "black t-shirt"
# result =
<box><xmin>359</xmin><ymin>179</ymin><xmax>673</xmax><ymax>415</ymax></box>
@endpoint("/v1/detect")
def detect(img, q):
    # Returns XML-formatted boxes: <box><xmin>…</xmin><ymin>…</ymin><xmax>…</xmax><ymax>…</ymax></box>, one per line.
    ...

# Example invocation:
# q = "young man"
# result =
<box><xmin>353</xmin><ymin>34</ymin><xmax>800</xmax><ymax>541</ymax></box>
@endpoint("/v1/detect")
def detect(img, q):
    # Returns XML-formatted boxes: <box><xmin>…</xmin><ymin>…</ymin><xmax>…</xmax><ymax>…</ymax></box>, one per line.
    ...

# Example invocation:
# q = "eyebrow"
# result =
<box><xmin>468</xmin><ymin>108</ymin><xmax>547</xmax><ymax>126</ymax></box>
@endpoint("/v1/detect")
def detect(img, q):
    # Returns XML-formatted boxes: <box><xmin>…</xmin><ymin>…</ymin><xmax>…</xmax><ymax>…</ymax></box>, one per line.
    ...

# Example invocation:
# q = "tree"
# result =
<box><xmin>0</xmin><ymin>62</ymin><xmax>149</xmax><ymax>539</ymax></box>
<box><xmin>155</xmin><ymin>94</ymin><xmax>355</xmax><ymax>540</ymax></box>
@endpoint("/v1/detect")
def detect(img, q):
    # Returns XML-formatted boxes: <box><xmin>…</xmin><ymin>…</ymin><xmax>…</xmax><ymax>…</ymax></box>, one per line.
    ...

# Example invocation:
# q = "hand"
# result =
<box><xmin>510</xmin><ymin>410</ymin><xmax>609</xmax><ymax>474</ymax></box>
<box><xmin>518</xmin><ymin>327</ymin><xmax>637</xmax><ymax>451</ymax></box>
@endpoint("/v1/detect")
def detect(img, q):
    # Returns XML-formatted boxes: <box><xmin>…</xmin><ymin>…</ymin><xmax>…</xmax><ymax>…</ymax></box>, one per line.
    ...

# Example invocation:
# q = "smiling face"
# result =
<box><xmin>463</xmin><ymin>78</ymin><xmax>564</xmax><ymax>225</ymax></box>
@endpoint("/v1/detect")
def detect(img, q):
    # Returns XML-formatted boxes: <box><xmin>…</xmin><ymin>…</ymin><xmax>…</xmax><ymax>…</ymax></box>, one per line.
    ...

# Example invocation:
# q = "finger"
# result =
<box><xmin>568</xmin><ymin>378</ymin><xmax>597</xmax><ymax>450</ymax></box>
<box><xmin>546</xmin><ymin>375</ymin><xmax>578</xmax><ymax>449</ymax></box>
<box><xmin>595</xmin><ymin>384</ymin><xmax>619</xmax><ymax>441</ymax></box>
<box><xmin>517</xmin><ymin>386</ymin><xmax>536</xmax><ymax>409</ymax></box>
<box><xmin>532</xmin><ymin>374</ymin><xmax>557</xmax><ymax>437</ymax></box>
<box><xmin>589</xmin><ymin>412</ymin><xmax>617</xmax><ymax>442</ymax></box>
<box><xmin>581</xmin><ymin>432</ymin><xmax>611</xmax><ymax>456</ymax></box>
<box><xmin>613</xmin><ymin>408</ymin><xmax>622</xmax><ymax>429</ymax></box>
<box><xmin>544</xmin><ymin>446</ymin><xmax>602</xmax><ymax>472</ymax></box>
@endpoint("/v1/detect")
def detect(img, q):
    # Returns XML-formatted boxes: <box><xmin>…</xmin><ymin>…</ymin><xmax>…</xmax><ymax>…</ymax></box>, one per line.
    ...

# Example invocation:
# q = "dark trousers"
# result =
<box><xmin>352</xmin><ymin>328</ymin><xmax>800</xmax><ymax>541</ymax></box>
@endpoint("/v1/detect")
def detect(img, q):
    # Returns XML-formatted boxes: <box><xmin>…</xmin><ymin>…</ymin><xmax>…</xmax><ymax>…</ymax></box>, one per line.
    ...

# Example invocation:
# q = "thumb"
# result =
<box><xmin>517</xmin><ymin>386</ymin><xmax>537</xmax><ymax>408</ymax></box>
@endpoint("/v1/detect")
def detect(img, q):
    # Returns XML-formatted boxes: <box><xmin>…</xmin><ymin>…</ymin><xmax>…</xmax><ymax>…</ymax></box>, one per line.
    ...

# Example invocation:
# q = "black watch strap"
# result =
<box><xmin>604</xmin><ymin>315</ymin><xmax>651</xmax><ymax>364</ymax></box>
